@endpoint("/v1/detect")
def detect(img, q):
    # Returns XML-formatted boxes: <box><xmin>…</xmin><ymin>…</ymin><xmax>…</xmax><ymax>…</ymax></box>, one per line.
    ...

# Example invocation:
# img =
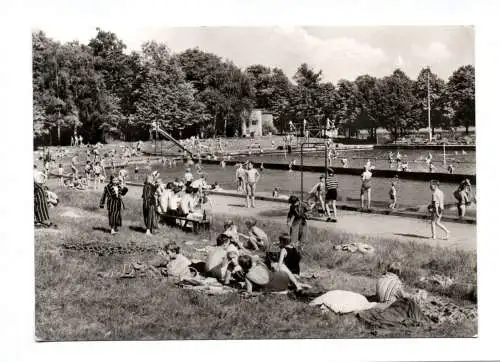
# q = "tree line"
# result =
<box><xmin>33</xmin><ymin>28</ymin><xmax>475</xmax><ymax>146</ymax></box>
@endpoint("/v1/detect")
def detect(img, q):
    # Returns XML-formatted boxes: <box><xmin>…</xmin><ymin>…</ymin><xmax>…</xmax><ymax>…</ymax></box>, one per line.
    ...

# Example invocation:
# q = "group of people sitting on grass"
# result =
<box><xmin>148</xmin><ymin>219</ymin><xmax>309</xmax><ymax>293</ymax></box>
<box><xmin>144</xmin><ymin>218</ymin><xmax>413</xmax><ymax>309</ymax></box>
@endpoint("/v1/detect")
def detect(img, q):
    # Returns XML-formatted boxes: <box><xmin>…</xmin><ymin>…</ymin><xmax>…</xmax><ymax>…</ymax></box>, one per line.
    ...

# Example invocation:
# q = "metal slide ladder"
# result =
<box><xmin>150</xmin><ymin>125</ymin><xmax>193</xmax><ymax>157</ymax></box>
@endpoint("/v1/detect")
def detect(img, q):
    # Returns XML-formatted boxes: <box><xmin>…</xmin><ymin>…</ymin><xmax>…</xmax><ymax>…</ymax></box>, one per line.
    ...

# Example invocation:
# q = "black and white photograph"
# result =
<box><xmin>10</xmin><ymin>0</ymin><xmax>500</xmax><ymax>360</ymax></box>
<box><xmin>30</xmin><ymin>22</ymin><xmax>479</xmax><ymax>342</ymax></box>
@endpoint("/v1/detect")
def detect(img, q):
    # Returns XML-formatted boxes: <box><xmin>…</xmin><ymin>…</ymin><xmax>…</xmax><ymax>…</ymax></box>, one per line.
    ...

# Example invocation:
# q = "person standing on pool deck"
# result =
<box><xmin>428</xmin><ymin>180</ymin><xmax>449</xmax><ymax>240</ymax></box>
<box><xmin>100</xmin><ymin>175</ymin><xmax>128</xmax><ymax>235</ymax></box>
<box><xmin>360</xmin><ymin>166</ymin><xmax>373</xmax><ymax>210</ymax></box>
<box><xmin>287</xmin><ymin>195</ymin><xmax>309</xmax><ymax>248</ymax></box>
<box><xmin>235</xmin><ymin>163</ymin><xmax>246</xmax><ymax>193</ymax></box>
<box><xmin>388</xmin><ymin>181</ymin><xmax>397</xmax><ymax>209</ymax></box>
<box><xmin>325</xmin><ymin>167</ymin><xmax>339</xmax><ymax>222</ymax></box>
<box><xmin>396</xmin><ymin>151</ymin><xmax>402</xmax><ymax>168</ymax></box>
<box><xmin>244</xmin><ymin>162</ymin><xmax>260</xmax><ymax>208</ymax></box>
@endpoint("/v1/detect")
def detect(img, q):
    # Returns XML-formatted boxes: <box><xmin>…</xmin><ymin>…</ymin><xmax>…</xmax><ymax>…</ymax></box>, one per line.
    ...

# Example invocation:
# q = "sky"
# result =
<box><xmin>32</xmin><ymin>25</ymin><xmax>474</xmax><ymax>83</ymax></box>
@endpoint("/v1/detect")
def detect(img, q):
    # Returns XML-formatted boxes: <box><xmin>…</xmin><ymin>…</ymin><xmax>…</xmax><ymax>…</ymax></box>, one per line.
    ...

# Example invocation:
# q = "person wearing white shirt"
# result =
<box><xmin>360</xmin><ymin>167</ymin><xmax>373</xmax><ymax>210</ymax></box>
<box><xmin>429</xmin><ymin>180</ymin><xmax>449</xmax><ymax>240</ymax></box>
<box><xmin>157</xmin><ymin>183</ymin><xmax>173</xmax><ymax>214</ymax></box>
<box><xmin>33</xmin><ymin>165</ymin><xmax>47</xmax><ymax>184</ymax></box>
<box><xmin>184</xmin><ymin>168</ymin><xmax>194</xmax><ymax>186</ymax></box>
<box><xmin>178</xmin><ymin>190</ymin><xmax>195</xmax><ymax>216</ymax></box>
<box><xmin>168</xmin><ymin>189</ymin><xmax>182</xmax><ymax>215</ymax></box>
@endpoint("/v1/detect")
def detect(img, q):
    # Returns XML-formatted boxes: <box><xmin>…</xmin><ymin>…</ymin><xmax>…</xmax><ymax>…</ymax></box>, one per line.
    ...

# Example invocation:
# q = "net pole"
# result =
<box><xmin>301</xmin><ymin>142</ymin><xmax>304</xmax><ymax>203</ymax></box>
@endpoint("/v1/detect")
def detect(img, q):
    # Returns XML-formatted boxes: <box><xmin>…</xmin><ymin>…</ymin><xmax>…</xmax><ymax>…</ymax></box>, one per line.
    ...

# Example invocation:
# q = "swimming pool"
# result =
<box><xmin>237</xmin><ymin>148</ymin><xmax>476</xmax><ymax>175</ymax></box>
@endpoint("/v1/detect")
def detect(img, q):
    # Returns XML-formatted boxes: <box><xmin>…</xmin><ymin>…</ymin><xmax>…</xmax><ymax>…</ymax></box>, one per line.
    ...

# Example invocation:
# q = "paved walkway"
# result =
<box><xmin>207</xmin><ymin>194</ymin><xmax>477</xmax><ymax>251</ymax></box>
<box><xmin>49</xmin><ymin>179</ymin><xmax>475</xmax><ymax>252</ymax></box>
<box><xmin>120</xmin><ymin>185</ymin><xmax>476</xmax><ymax>251</ymax></box>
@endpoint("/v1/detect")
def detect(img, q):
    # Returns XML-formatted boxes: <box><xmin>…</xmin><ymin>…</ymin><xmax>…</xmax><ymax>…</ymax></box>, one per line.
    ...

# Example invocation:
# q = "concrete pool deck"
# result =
<box><xmin>123</xmin><ymin>182</ymin><xmax>476</xmax><ymax>251</ymax></box>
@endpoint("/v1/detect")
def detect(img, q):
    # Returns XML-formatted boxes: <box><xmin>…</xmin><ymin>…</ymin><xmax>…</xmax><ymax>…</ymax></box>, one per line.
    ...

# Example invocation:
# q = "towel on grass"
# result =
<box><xmin>310</xmin><ymin>290</ymin><xmax>378</xmax><ymax>314</ymax></box>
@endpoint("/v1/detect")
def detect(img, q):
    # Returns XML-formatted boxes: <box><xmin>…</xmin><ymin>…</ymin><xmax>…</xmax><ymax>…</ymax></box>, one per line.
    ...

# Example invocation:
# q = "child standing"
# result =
<box><xmin>93</xmin><ymin>162</ymin><xmax>103</xmax><ymax>189</ymax></box>
<box><xmin>389</xmin><ymin>181</ymin><xmax>397</xmax><ymax>209</ymax></box>
<box><xmin>287</xmin><ymin>195</ymin><xmax>309</xmax><ymax>247</ymax></box>
<box><xmin>58</xmin><ymin>164</ymin><xmax>64</xmax><ymax>186</ymax></box>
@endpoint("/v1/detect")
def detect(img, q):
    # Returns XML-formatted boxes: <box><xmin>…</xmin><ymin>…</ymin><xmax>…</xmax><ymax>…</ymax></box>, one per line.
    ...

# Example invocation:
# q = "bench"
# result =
<box><xmin>160</xmin><ymin>213</ymin><xmax>210</xmax><ymax>234</ymax></box>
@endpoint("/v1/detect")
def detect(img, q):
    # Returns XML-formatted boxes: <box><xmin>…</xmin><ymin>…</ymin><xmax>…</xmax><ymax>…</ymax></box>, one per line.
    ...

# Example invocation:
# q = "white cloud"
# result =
<box><xmin>412</xmin><ymin>41</ymin><xmax>452</xmax><ymax>61</ymax></box>
<box><xmin>271</xmin><ymin>27</ymin><xmax>388</xmax><ymax>82</ymax></box>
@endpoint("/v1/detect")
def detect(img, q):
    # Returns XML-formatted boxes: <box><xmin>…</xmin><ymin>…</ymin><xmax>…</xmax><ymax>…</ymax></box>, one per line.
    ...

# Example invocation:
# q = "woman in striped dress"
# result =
<box><xmin>100</xmin><ymin>175</ymin><xmax>128</xmax><ymax>234</ymax></box>
<box><xmin>142</xmin><ymin>173</ymin><xmax>159</xmax><ymax>235</ymax></box>
<box><xmin>34</xmin><ymin>181</ymin><xmax>53</xmax><ymax>227</ymax></box>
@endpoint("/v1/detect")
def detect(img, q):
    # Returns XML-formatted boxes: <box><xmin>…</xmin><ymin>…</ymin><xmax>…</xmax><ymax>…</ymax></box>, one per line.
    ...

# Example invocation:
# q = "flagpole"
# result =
<box><xmin>427</xmin><ymin>68</ymin><xmax>432</xmax><ymax>143</ymax></box>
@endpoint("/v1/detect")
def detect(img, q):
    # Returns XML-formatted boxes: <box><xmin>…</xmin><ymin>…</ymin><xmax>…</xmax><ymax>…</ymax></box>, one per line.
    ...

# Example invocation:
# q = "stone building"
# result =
<box><xmin>241</xmin><ymin>109</ymin><xmax>274</xmax><ymax>137</ymax></box>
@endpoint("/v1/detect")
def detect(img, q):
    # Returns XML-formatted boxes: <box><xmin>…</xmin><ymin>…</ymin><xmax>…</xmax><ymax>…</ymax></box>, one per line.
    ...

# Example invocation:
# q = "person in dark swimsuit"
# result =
<box><xmin>277</xmin><ymin>233</ymin><xmax>301</xmax><ymax>275</ymax></box>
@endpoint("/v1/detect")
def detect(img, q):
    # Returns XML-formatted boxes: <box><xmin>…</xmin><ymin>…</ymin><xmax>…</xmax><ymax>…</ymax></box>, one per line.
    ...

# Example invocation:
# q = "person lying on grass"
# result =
<box><xmin>376</xmin><ymin>261</ymin><xmax>412</xmax><ymax>305</ymax></box>
<box><xmin>238</xmin><ymin>254</ymin><xmax>307</xmax><ymax>294</ymax></box>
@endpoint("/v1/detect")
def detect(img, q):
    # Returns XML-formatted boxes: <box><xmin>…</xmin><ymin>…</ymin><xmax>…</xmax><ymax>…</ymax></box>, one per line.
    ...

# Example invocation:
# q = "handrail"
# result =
<box><xmin>300</xmin><ymin>141</ymin><xmax>329</xmax><ymax>203</ymax></box>
<box><xmin>150</xmin><ymin>125</ymin><xmax>193</xmax><ymax>157</ymax></box>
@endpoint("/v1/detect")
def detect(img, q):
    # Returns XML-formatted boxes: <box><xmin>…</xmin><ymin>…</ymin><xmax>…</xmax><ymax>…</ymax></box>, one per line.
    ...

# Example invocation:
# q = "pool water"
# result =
<box><xmin>240</xmin><ymin>148</ymin><xmax>476</xmax><ymax>175</ymax></box>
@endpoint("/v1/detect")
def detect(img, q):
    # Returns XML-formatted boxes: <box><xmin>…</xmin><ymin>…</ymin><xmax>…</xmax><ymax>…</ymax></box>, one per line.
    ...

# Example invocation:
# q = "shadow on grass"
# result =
<box><xmin>92</xmin><ymin>226</ymin><xmax>110</xmax><ymax>233</ymax></box>
<box><xmin>258</xmin><ymin>209</ymin><xmax>288</xmax><ymax>217</ymax></box>
<box><xmin>129</xmin><ymin>225</ymin><xmax>147</xmax><ymax>233</ymax></box>
<box><xmin>227</xmin><ymin>204</ymin><xmax>246</xmax><ymax>208</ymax></box>
<box><xmin>394</xmin><ymin>233</ymin><xmax>429</xmax><ymax>239</ymax></box>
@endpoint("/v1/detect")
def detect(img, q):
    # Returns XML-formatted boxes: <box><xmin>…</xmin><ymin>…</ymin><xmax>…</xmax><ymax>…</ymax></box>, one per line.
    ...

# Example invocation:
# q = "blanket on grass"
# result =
<box><xmin>356</xmin><ymin>298</ymin><xmax>430</xmax><ymax>329</ymax></box>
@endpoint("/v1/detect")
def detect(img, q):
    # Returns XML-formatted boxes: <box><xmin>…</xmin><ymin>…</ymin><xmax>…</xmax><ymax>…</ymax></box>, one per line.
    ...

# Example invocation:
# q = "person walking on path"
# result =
<box><xmin>100</xmin><ymin>175</ymin><xmax>128</xmax><ymax>235</ymax></box>
<box><xmin>244</xmin><ymin>162</ymin><xmax>260</xmax><ymax>208</ymax></box>
<box><xmin>287</xmin><ymin>195</ymin><xmax>309</xmax><ymax>249</ymax></box>
<box><xmin>142</xmin><ymin>173</ymin><xmax>159</xmax><ymax>235</ymax></box>
<box><xmin>428</xmin><ymin>180</ymin><xmax>449</xmax><ymax>240</ymax></box>
<box><xmin>360</xmin><ymin>166</ymin><xmax>373</xmax><ymax>210</ymax></box>
<box><xmin>325</xmin><ymin>167</ymin><xmax>339</xmax><ymax>222</ymax></box>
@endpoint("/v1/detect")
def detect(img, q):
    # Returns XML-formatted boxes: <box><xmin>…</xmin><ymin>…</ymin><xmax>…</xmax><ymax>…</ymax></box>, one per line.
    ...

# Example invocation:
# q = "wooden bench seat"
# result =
<box><xmin>160</xmin><ymin>213</ymin><xmax>210</xmax><ymax>234</ymax></box>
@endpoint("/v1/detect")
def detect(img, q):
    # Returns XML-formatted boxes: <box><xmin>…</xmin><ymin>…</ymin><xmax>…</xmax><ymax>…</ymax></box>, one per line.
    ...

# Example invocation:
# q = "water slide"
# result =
<box><xmin>151</xmin><ymin>125</ymin><xmax>193</xmax><ymax>157</ymax></box>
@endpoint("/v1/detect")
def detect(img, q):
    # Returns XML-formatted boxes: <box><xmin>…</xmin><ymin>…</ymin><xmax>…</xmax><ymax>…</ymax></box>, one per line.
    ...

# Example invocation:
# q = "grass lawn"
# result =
<box><xmin>35</xmin><ymin>186</ymin><xmax>477</xmax><ymax>340</ymax></box>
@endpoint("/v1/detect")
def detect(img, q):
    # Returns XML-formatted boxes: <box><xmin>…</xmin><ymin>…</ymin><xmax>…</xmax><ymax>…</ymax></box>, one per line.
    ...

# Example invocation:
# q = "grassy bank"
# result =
<box><xmin>35</xmin><ymin>188</ymin><xmax>477</xmax><ymax>340</ymax></box>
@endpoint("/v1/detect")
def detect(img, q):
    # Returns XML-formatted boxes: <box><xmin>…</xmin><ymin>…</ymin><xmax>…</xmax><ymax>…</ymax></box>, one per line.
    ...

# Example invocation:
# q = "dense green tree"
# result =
<box><xmin>335</xmin><ymin>79</ymin><xmax>360</xmax><ymax>138</ymax></box>
<box><xmin>135</xmin><ymin>42</ymin><xmax>207</xmax><ymax>138</ymax></box>
<box><xmin>33</xmin><ymin>29</ymin><xmax>476</xmax><ymax>145</ymax></box>
<box><xmin>354</xmin><ymin>75</ymin><xmax>382</xmax><ymax>140</ymax></box>
<box><xmin>177</xmin><ymin>49</ymin><xmax>254</xmax><ymax>137</ymax></box>
<box><xmin>446</xmin><ymin>65</ymin><xmax>475</xmax><ymax>134</ymax></box>
<box><xmin>377</xmin><ymin>69</ymin><xmax>418</xmax><ymax>140</ymax></box>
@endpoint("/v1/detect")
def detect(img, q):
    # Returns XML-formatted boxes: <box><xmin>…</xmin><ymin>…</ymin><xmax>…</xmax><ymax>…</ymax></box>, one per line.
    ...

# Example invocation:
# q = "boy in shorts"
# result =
<box><xmin>325</xmin><ymin>168</ymin><xmax>338</xmax><ymax>222</ymax></box>
<box><xmin>244</xmin><ymin>162</ymin><xmax>260</xmax><ymax>208</ymax></box>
